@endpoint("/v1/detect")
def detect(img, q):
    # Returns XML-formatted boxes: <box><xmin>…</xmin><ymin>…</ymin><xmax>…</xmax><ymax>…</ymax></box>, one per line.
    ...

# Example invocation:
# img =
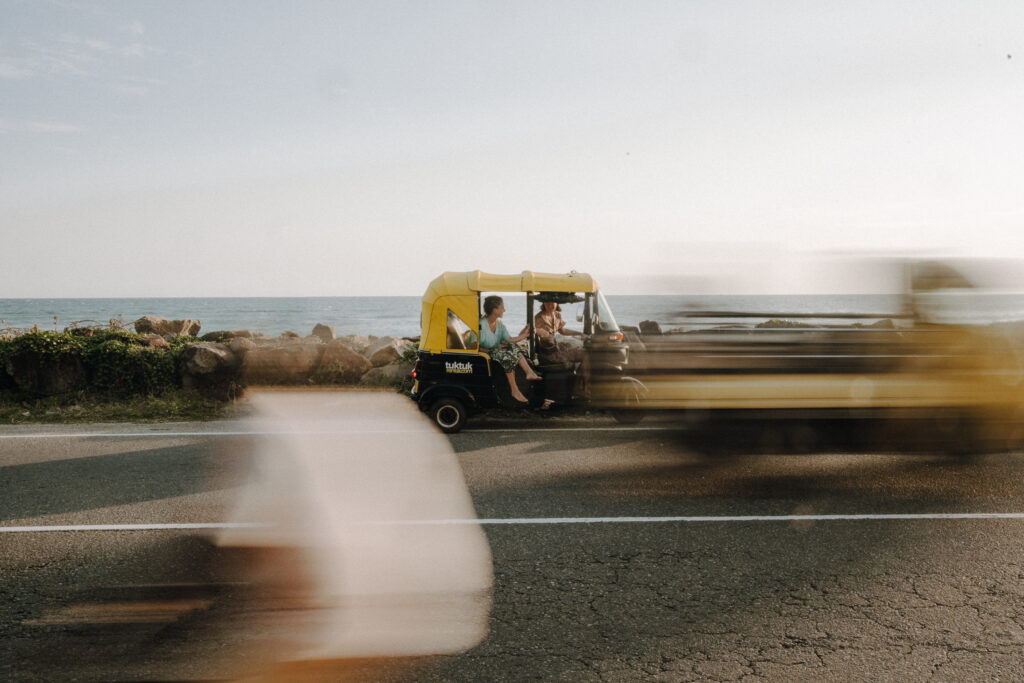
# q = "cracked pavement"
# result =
<box><xmin>3</xmin><ymin>417</ymin><xmax>1024</xmax><ymax>680</ymax></box>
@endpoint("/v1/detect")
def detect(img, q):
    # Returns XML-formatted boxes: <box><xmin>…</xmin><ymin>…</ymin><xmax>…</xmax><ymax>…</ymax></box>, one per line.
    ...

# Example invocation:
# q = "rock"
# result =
<box><xmin>639</xmin><ymin>320</ymin><xmax>663</xmax><ymax>335</ymax></box>
<box><xmin>134</xmin><ymin>316</ymin><xmax>201</xmax><ymax>337</ymax></box>
<box><xmin>241</xmin><ymin>342</ymin><xmax>326</xmax><ymax>384</ymax></box>
<box><xmin>4</xmin><ymin>354</ymin><xmax>86</xmax><ymax>395</ymax></box>
<box><xmin>279</xmin><ymin>331</ymin><xmax>301</xmax><ymax>340</ymax></box>
<box><xmin>314</xmin><ymin>341</ymin><xmax>373</xmax><ymax>383</ymax></box>
<box><xmin>360</xmin><ymin>361</ymin><xmax>414</xmax><ymax>386</ymax></box>
<box><xmin>181</xmin><ymin>344</ymin><xmax>241</xmax><ymax>399</ymax></box>
<box><xmin>868</xmin><ymin>318</ymin><xmax>895</xmax><ymax>329</ymax></box>
<box><xmin>337</xmin><ymin>334</ymin><xmax>371</xmax><ymax>355</ymax></box>
<box><xmin>228</xmin><ymin>337</ymin><xmax>256</xmax><ymax>356</ymax></box>
<box><xmin>311</xmin><ymin>323</ymin><xmax>336</xmax><ymax>343</ymax></box>
<box><xmin>201</xmin><ymin>330</ymin><xmax>253</xmax><ymax>342</ymax></box>
<box><xmin>756</xmin><ymin>319</ymin><xmax>813</xmax><ymax>329</ymax></box>
<box><xmin>140</xmin><ymin>334</ymin><xmax>170</xmax><ymax>350</ymax></box>
<box><xmin>366</xmin><ymin>336</ymin><xmax>415</xmax><ymax>367</ymax></box>
<box><xmin>183</xmin><ymin>343</ymin><xmax>238</xmax><ymax>376</ymax></box>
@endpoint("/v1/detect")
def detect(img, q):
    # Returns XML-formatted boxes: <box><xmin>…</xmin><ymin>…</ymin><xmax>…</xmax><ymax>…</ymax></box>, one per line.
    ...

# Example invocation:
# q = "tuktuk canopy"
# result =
<box><xmin>419</xmin><ymin>270</ymin><xmax>597</xmax><ymax>353</ymax></box>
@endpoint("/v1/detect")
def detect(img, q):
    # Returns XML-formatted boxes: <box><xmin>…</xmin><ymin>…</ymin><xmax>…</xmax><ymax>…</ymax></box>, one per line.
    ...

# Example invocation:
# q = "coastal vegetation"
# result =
<box><xmin>0</xmin><ymin>318</ymin><xmax>417</xmax><ymax>423</ymax></box>
<box><xmin>0</xmin><ymin>326</ymin><xmax>219</xmax><ymax>422</ymax></box>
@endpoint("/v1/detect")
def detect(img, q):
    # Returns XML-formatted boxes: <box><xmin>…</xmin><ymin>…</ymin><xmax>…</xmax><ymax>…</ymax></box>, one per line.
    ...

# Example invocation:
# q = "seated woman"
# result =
<box><xmin>534</xmin><ymin>300</ymin><xmax>583</xmax><ymax>365</ymax></box>
<box><xmin>479</xmin><ymin>295</ymin><xmax>541</xmax><ymax>404</ymax></box>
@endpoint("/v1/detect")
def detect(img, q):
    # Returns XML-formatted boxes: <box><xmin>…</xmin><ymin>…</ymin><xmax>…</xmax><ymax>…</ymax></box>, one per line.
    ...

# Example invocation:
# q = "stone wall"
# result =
<box><xmin>178</xmin><ymin>319</ymin><xmax>418</xmax><ymax>391</ymax></box>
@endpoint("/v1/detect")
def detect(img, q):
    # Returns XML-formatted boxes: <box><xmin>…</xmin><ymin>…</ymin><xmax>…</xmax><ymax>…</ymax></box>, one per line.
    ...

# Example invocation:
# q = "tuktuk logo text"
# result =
<box><xmin>445</xmin><ymin>361</ymin><xmax>473</xmax><ymax>374</ymax></box>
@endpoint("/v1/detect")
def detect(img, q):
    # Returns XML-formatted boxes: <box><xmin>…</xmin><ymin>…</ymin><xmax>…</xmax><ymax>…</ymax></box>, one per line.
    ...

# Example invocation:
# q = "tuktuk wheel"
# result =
<box><xmin>430</xmin><ymin>397</ymin><xmax>468</xmax><ymax>433</ymax></box>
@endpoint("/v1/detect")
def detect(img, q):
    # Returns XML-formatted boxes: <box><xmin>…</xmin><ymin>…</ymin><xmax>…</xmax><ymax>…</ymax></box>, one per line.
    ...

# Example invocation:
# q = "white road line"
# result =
<box><xmin>0</xmin><ymin>426</ymin><xmax>666</xmax><ymax>439</ymax></box>
<box><xmin>0</xmin><ymin>523</ymin><xmax>266</xmax><ymax>533</ymax></box>
<box><xmin>6</xmin><ymin>512</ymin><xmax>1024</xmax><ymax>532</ymax></box>
<box><xmin>465</xmin><ymin>513</ymin><xmax>1024</xmax><ymax>524</ymax></box>
<box><xmin>0</xmin><ymin>431</ymin><xmax>415</xmax><ymax>439</ymax></box>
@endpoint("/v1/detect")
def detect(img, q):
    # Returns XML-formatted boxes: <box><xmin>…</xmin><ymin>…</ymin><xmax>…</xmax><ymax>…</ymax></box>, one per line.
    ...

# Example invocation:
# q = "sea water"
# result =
<box><xmin>2</xmin><ymin>293</ymin><xmax>1022</xmax><ymax>338</ymax></box>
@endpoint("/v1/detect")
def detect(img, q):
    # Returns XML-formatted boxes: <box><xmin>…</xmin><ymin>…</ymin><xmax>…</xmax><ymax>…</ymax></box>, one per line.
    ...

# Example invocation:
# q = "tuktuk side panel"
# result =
<box><xmin>421</xmin><ymin>293</ymin><xmax>480</xmax><ymax>354</ymax></box>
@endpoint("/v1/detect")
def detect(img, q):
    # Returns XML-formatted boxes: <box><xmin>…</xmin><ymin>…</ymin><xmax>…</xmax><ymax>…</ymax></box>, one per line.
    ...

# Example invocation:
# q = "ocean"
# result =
<box><xmin>2</xmin><ymin>293</ymin><xmax>1023</xmax><ymax>339</ymax></box>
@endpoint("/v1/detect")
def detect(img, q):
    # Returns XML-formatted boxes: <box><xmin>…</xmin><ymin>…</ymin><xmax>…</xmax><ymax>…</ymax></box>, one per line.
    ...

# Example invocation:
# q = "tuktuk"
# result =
<box><xmin>411</xmin><ymin>270</ymin><xmax>645</xmax><ymax>432</ymax></box>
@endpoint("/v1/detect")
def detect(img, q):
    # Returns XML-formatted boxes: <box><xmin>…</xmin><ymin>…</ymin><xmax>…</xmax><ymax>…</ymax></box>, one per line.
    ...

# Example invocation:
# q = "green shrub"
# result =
<box><xmin>397</xmin><ymin>345</ymin><xmax>419</xmax><ymax>365</ymax></box>
<box><xmin>2</xmin><ymin>331</ymin><xmax>85</xmax><ymax>361</ymax></box>
<box><xmin>83</xmin><ymin>339</ymin><xmax>181</xmax><ymax>397</ymax></box>
<box><xmin>0</xmin><ymin>329</ymin><xmax>189</xmax><ymax>400</ymax></box>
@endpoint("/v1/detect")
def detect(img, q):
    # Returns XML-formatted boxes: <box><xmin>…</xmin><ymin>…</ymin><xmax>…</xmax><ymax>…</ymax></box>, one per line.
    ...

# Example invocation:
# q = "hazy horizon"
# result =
<box><xmin>4</xmin><ymin>1</ymin><xmax>1023</xmax><ymax>297</ymax></box>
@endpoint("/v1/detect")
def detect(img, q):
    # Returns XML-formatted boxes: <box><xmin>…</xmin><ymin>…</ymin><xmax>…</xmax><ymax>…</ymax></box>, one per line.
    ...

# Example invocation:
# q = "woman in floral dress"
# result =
<box><xmin>479</xmin><ymin>295</ymin><xmax>541</xmax><ymax>404</ymax></box>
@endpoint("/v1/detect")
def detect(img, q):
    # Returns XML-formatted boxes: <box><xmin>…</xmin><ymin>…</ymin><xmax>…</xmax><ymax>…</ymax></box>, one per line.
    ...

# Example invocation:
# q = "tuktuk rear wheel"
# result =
<box><xmin>430</xmin><ymin>397</ymin><xmax>467</xmax><ymax>433</ymax></box>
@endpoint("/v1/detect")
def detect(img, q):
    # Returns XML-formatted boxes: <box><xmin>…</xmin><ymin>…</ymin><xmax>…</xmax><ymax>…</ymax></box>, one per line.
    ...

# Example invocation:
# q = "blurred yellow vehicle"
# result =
<box><xmin>625</xmin><ymin>260</ymin><xmax>1024</xmax><ymax>453</ymax></box>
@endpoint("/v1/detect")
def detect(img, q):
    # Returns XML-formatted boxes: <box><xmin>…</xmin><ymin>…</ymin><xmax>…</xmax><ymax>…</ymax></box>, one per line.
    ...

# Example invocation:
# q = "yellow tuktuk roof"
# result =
<box><xmin>419</xmin><ymin>271</ymin><xmax>598</xmax><ymax>352</ymax></box>
<box><xmin>423</xmin><ymin>270</ymin><xmax>597</xmax><ymax>304</ymax></box>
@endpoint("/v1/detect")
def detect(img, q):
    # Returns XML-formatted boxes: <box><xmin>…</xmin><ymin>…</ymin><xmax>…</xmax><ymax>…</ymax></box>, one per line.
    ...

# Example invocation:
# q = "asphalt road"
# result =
<box><xmin>3</xmin><ymin>415</ymin><xmax>1024</xmax><ymax>681</ymax></box>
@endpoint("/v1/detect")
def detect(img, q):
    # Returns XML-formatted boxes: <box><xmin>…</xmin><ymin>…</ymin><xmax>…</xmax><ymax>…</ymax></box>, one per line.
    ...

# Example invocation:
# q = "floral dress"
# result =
<box><xmin>479</xmin><ymin>316</ymin><xmax>525</xmax><ymax>372</ymax></box>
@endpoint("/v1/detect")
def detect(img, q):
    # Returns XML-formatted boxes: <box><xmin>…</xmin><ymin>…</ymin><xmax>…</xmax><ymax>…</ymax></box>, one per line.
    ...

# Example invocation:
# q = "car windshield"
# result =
<box><xmin>594</xmin><ymin>290</ymin><xmax>619</xmax><ymax>333</ymax></box>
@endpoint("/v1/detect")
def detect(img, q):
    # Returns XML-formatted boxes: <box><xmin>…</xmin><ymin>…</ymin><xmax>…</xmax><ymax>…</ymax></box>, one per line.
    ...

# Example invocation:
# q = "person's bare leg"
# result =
<box><xmin>507</xmin><ymin>371</ymin><xmax>529</xmax><ymax>402</ymax></box>
<box><xmin>518</xmin><ymin>354</ymin><xmax>541</xmax><ymax>380</ymax></box>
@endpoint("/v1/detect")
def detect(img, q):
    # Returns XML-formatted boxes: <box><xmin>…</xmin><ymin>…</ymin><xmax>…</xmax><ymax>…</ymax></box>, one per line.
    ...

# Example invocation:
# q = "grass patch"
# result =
<box><xmin>0</xmin><ymin>391</ymin><xmax>239</xmax><ymax>424</ymax></box>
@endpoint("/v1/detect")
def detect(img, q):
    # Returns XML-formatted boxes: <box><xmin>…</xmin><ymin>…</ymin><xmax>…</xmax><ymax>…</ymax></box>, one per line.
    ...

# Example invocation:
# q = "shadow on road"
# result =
<box><xmin>0</xmin><ymin>442</ymin><xmax>252</xmax><ymax>522</ymax></box>
<box><xmin>448</xmin><ymin>427</ymin><xmax>655</xmax><ymax>456</ymax></box>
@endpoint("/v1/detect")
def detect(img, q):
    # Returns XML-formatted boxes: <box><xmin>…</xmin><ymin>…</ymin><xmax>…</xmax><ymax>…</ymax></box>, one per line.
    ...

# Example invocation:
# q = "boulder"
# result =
<box><xmin>134</xmin><ymin>316</ymin><xmax>201</xmax><ymax>337</ymax></box>
<box><xmin>314</xmin><ymin>340</ymin><xmax>373</xmax><ymax>383</ymax></box>
<box><xmin>241</xmin><ymin>341</ymin><xmax>326</xmax><ymax>384</ymax></box>
<box><xmin>756</xmin><ymin>319</ymin><xmax>813</xmax><ymax>329</ymax></box>
<box><xmin>228</xmin><ymin>337</ymin><xmax>257</xmax><ymax>356</ymax></box>
<box><xmin>183</xmin><ymin>343</ymin><xmax>238</xmax><ymax>376</ymax></box>
<box><xmin>639</xmin><ymin>320</ymin><xmax>663</xmax><ymax>335</ymax></box>
<box><xmin>337</xmin><ymin>334</ymin><xmax>371</xmax><ymax>355</ymax></box>
<box><xmin>311</xmin><ymin>323</ymin><xmax>336</xmax><ymax>343</ymax></box>
<box><xmin>366</xmin><ymin>336</ymin><xmax>415</xmax><ymax>367</ymax></box>
<box><xmin>360</xmin><ymin>361</ymin><xmax>414</xmax><ymax>386</ymax></box>
<box><xmin>279</xmin><ymin>331</ymin><xmax>301</xmax><ymax>340</ymax></box>
<box><xmin>181</xmin><ymin>343</ymin><xmax>241</xmax><ymax>399</ymax></box>
<box><xmin>139</xmin><ymin>334</ymin><xmax>170</xmax><ymax>350</ymax></box>
<box><xmin>201</xmin><ymin>330</ymin><xmax>253</xmax><ymax>342</ymax></box>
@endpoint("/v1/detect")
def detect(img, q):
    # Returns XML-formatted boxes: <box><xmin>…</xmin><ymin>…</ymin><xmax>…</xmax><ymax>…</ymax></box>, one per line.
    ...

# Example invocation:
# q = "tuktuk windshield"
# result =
<box><xmin>594</xmin><ymin>290</ymin><xmax>619</xmax><ymax>333</ymax></box>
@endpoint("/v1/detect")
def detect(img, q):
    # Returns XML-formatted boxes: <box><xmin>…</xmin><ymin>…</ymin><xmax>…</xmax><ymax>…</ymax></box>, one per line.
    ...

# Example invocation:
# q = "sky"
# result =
<box><xmin>2</xmin><ymin>0</ymin><xmax>1023</xmax><ymax>296</ymax></box>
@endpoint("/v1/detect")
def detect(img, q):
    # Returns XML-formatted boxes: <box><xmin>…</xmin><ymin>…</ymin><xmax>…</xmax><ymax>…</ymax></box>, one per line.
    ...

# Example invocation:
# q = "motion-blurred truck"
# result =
<box><xmin>619</xmin><ymin>260</ymin><xmax>1024</xmax><ymax>453</ymax></box>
